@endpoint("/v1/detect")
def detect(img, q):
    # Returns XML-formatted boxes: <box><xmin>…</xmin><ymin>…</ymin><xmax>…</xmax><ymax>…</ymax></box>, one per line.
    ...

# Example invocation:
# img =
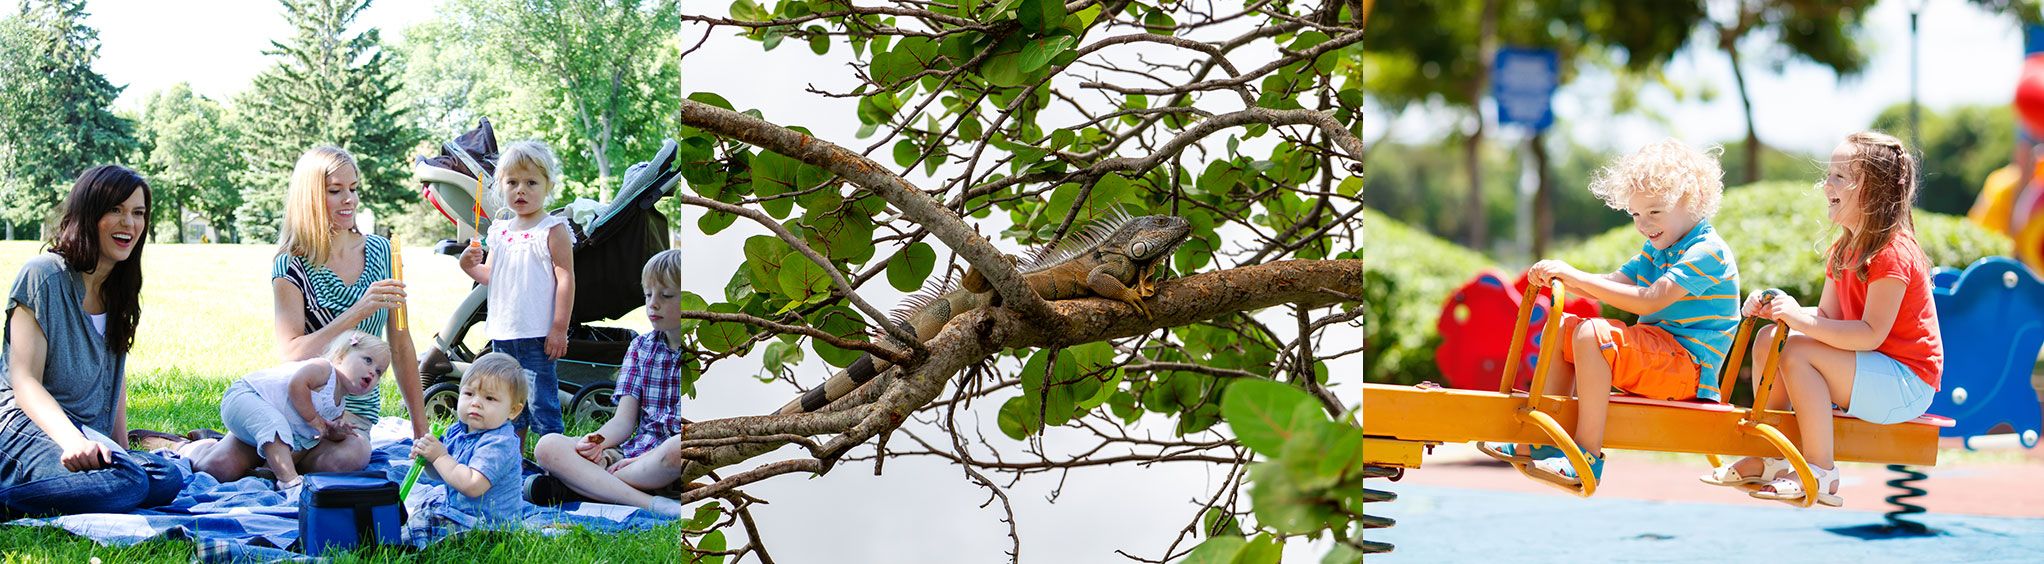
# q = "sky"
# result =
<box><xmin>78</xmin><ymin>1</ymin><xmax>1364</xmax><ymax>561</ymax></box>
<box><xmin>87</xmin><ymin>0</ymin><xmax>442</xmax><ymax>111</ymax></box>
<box><xmin>1366</xmin><ymin>0</ymin><xmax>2029</xmax><ymax>158</ymax></box>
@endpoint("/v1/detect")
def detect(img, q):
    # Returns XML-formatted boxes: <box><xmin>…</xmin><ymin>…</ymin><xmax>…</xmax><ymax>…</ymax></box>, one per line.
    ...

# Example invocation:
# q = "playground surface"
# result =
<box><xmin>1365</xmin><ymin>443</ymin><xmax>2044</xmax><ymax>562</ymax></box>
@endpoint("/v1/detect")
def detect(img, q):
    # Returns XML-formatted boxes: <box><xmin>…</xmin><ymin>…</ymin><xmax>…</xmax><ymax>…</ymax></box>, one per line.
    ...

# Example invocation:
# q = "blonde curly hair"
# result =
<box><xmin>1587</xmin><ymin>138</ymin><xmax>1725</xmax><ymax>219</ymax></box>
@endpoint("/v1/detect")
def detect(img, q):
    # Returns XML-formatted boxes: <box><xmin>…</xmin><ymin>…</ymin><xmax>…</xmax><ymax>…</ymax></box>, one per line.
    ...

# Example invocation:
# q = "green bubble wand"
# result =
<box><xmin>399</xmin><ymin>420</ymin><xmax>449</xmax><ymax>502</ymax></box>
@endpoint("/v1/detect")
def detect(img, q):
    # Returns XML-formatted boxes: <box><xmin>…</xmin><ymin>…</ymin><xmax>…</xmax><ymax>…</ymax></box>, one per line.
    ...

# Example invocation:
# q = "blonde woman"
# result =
<box><xmin>188</xmin><ymin>146</ymin><xmax>430</xmax><ymax>480</ymax></box>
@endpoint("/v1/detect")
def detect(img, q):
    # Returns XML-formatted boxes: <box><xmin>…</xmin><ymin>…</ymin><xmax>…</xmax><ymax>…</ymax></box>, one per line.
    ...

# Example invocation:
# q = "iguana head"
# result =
<box><xmin>1117</xmin><ymin>215</ymin><xmax>1192</xmax><ymax>262</ymax></box>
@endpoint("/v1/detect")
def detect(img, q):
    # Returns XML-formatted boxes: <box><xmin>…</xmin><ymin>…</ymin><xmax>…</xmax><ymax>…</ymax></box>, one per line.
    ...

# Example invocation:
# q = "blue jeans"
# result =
<box><xmin>495</xmin><ymin>337</ymin><xmax>563</xmax><ymax>436</ymax></box>
<box><xmin>0</xmin><ymin>411</ymin><xmax>185</xmax><ymax>518</ymax></box>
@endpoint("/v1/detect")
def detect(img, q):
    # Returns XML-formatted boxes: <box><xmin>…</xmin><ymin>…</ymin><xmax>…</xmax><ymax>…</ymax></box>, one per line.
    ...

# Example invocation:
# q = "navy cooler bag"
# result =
<box><xmin>299</xmin><ymin>471</ymin><xmax>403</xmax><ymax>554</ymax></box>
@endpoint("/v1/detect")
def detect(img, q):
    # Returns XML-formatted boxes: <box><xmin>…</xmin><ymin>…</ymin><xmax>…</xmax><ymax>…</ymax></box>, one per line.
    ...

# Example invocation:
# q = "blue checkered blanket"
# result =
<box><xmin>3</xmin><ymin>418</ymin><xmax>673</xmax><ymax>561</ymax></box>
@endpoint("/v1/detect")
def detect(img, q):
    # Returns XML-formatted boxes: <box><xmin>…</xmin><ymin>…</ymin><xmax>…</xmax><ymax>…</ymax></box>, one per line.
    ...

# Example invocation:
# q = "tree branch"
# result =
<box><xmin>680</xmin><ymin>100</ymin><xmax>1060</xmax><ymax>328</ymax></box>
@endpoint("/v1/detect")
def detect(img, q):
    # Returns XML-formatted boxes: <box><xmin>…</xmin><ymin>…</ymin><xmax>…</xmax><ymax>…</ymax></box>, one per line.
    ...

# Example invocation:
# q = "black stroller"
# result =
<box><xmin>410</xmin><ymin>118</ymin><xmax>682</xmax><ymax>425</ymax></box>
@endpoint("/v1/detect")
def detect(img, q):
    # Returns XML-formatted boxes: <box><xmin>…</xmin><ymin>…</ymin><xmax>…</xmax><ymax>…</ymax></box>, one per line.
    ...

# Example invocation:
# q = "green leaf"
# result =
<box><xmin>1181</xmin><ymin>536</ymin><xmax>1247</xmax><ymax>564</ymax></box>
<box><xmin>1247</xmin><ymin>461</ymin><xmax>1327</xmax><ymax>535</ymax></box>
<box><xmin>750</xmin><ymin>150</ymin><xmax>797</xmax><ymax>196</ymax></box>
<box><xmin>871</xmin><ymin>37</ymin><xmax>937</xmax><ymax>85</ymax></box>
<box><xmin>687</xmin><ymin>91</ymin><xmax>736</xmax><ymax>110</ymax></box>
<box><xmin>1018</xmin><ymin>35</ymin><xmax>1074</xmax><ymax>73</ymax></box>
<box><xmin>1175</xmin><ymin>235</ymin><xmax>1213</xmax><ymax>275</ymax></box>
<box><xmin>728</xmin><ymin>0</ymin><xmax>768</xmax><ymax>22</ymax></box>
<box><xmin>777</xmin><ymin>251</ymin><xmax>833</xmax><ymax>300</ymax></box>
<box><xmin>742</xmin><ymin>236</ymin><xmax>793</xmax><ymax>296</ymax></box>
<box><xmin>1088</xmin><ymin>173</ymin><xmax>1131</xmax><ymax>209</ymax></box>
<box><xmin>674</xmin><ymin>291</ymin><xmax>710</xmax><ymax>334</ymax></box>
<box><xmin>807</xmin><ymin>26</ymin><xmax>830</xmax><ymax>55</ymax></box>
<box><xmin>997</xmin><ymin>395</ymin><xmax>1042</xmax><ymax>440</ymax></box>
<box><xmin>699</xmin><ymin>210</ymin><xmax>738</xmax><ymax>235</ymax></box>
<box><xmin>693</xmin><ymin>530</ymin><xmax>728</xmax><ymax>564</ymax></box>
<box><xmin>1233</xmin><ymin>534</ymin><xmax>1283</xmax><ymax>564</ymax></box>
<box><xmin>808</xmin><ymin>305</ymin><xmax>869</xmax><ymax>367</ymax></box>
<box><xmin>886</xmin><ymin>242</ymin><xmax>938</xmax><ymax>292</ymax></box>
<box><xmin>982</xmin><ymin>50</ymin><xmax>1026</xmax><ymax>88</ymax></box>
<box><xmin>893</xmin><ymin>139</ymin><xmax>920</xmax><ymax>168</ymax></box>
<box><xmin>697</xmin><ymin>303</ymin><xmax>753</xmax><ymax>353</ymax></box>
<box><xmin>1337</xmin><ymin>175</ymin><xmax>1361</xmax><ymax>197</ymax></box>
<box><xmin>1017</xmin><ymin>0</ymin><xmax>1065</xmax><ymax>32</ymax></box>
<box><xmin>685</xmin><ymin>501</ymin><xmax>722</xmax><ymax>530</ymax></box>
<box><xmin>1142</xmin><ymin>8</ymin><xmax>1176</xmax><ymax>35</ymax></box>
<box><xmin>1221</xmin><ymin>379</ymin><xmax>1322</xmax><ymax>457</ymax></box>
<box><xmin>1201</xmin><ymin>506</ymin><xmax>1242</xmax><ymax>538</ymax></box>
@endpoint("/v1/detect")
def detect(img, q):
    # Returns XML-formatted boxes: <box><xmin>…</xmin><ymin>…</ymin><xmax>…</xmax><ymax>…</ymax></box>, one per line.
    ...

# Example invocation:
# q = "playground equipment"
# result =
<box><xmin>1928</xmin><ymin>257</ymin><xmax>2043</xmax><ymax>449</ymax></box>
<box><xmin>1967</xmin><ymin>165</ymin><xmax>2044</xmax><ymax>276</ymax></box>
<box><xmin>1434</xmin><ymin>270</ymin><xmax>1601</xmax><ymax>391</ymax></box>
<box><xmin>1362</xmin><ymin>282</ymin><xmax>1954</xmax><ymax>554</ymax></box>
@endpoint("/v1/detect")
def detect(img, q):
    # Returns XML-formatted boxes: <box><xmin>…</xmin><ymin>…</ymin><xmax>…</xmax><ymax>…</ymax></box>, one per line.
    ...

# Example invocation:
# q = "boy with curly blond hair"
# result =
<box><xmin>1479</xmin><ymin>139</ymin><xmax>1740</xmax><ymax>485</ymax></box>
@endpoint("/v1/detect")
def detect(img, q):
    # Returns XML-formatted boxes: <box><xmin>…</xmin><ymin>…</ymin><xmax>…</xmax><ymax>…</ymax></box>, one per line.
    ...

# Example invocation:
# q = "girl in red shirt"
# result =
<box><xmin>1702</xmin><ymin>131</ymin><xmax>1943</xmax><ymax>507</ymax></box>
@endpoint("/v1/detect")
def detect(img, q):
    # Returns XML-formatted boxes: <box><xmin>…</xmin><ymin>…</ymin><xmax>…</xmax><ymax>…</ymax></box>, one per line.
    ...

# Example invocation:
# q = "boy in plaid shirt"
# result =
<box><xmin>530</xmin><ymin>250</ymin><xmax>693</xmax><ymax>517</ymax></box>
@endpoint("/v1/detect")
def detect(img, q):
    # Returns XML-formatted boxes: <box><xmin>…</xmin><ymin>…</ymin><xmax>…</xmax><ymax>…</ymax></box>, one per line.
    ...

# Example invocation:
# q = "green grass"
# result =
<box><xmin>0</xmin><ymin>241</ymin><xmax>680</xmax><ymax>560</ymax></box>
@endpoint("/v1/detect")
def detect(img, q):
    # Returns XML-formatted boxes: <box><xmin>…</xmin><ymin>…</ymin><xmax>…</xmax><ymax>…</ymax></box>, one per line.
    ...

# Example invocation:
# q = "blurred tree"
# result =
<box><xmin>1703</xmin><ymin>0</ymin><xmax>1874</xmax><ymax>184</ymax></box>
<box><xmin>0</xmin><ymin>0</ymin><xmax>136</xmax><ymax>235</ymax></box>
<box><xmin>137</xmin><ymin>84</ymin><xmax>243</xmax><ymax>243</ymax></box>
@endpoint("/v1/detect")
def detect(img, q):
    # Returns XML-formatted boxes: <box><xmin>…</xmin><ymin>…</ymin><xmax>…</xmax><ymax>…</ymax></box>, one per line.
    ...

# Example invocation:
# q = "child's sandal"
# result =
<box><xmin>1530</xmin><ymin>450</ymin><xmax>1604</xmax><ymax>486</ymax></box>
<box><xmin>1749</xmin><ymin>464</ymin><xmax>1843</xmax><ymax>507</ymax></box>
<box><xmin>1699</xmin><ymin>457</ymin><xmax>1789</xmax><ymax>487</ymax></box>
<box><xmin>1476</xmin><ymin>441</ymin><xmax>1563</xmax><ymax>464</ymax></box>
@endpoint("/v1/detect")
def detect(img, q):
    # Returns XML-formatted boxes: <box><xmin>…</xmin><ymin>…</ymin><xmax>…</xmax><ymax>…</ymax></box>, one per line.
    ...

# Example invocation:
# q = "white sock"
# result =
<box><xmin>646</xmin><ymin>496</ymin><xmax>684</xmax><ymax>518</ymax></box>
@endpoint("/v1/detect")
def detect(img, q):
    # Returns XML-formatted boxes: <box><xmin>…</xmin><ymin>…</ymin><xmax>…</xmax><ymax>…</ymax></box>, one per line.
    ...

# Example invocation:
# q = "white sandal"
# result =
<box><xmin>1749</xmin><ymin>464</ymin><xmax>1844</xmax><ymax>507</ymax></box>
<box><xmin>1699</xmin><ymin>457</ymin><xmax>1789</xmax><ymax>487</ymax></box>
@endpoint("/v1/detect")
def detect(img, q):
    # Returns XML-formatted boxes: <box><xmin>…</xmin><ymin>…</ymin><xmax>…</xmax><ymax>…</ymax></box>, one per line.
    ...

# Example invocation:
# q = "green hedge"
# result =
<box><xmin>1554</xmin><ymin>181</ymin><xmax>2011</xmax><ymax>315</ymax></box>
<box><xmin>1362</xmin><ymin>208</ymin><xmax>1496</xmax><ymax>385</ymax></box>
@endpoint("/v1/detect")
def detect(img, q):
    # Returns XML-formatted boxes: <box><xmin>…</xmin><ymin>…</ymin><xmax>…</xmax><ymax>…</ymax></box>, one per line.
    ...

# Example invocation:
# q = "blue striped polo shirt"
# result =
<box><xmin>1617</xmin><ymin>220</ymin><xmax>1739</xmax><ymax>401</ymax></box>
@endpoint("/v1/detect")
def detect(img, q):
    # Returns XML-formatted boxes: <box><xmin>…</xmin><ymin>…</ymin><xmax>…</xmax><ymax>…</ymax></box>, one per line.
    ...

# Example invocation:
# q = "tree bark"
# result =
<box><xmin>667</xmin><ymin>259</ymin><xmax>1364</xmax><ymax>487</ymax></box>
<box><xmin>1722</xmin><ymin>8</ymin><xmax>1762</xmax><ymax>185</ymax></box>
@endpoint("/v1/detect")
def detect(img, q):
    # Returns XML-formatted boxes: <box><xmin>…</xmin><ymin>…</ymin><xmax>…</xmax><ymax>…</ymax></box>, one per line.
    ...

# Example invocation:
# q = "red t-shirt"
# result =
<box><xmin>1829</xmin><ymin>230</ymin><xmax>1943</xmax><ymax>389</ymax></box>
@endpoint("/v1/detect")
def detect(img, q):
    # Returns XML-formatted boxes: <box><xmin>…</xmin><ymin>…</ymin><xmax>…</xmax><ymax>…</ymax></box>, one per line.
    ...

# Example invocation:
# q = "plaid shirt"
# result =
<box><xmin>615</xmin><ymin>330</ymin><xmax>688</xmax><ymax>457</ymax></box>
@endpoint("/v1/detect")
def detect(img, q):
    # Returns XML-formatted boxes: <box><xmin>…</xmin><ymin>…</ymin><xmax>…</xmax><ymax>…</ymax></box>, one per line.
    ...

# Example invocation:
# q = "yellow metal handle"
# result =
<box><xmin>1526</xmin><ymin>281</ymin><xmax>1568</xmax><ymax>411</ymax></box>
<box><xmin>1499</xmin><ymin>282</ymin><xmax>1540</xmax><ymax>394</ymax></box>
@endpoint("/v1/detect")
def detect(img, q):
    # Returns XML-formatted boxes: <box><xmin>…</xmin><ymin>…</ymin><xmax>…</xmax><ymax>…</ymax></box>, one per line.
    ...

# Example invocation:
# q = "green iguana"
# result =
<box><xmin>776</xmin><ymin>210</ymin><xmax>1193</xmax><ymax>415</ymax></box>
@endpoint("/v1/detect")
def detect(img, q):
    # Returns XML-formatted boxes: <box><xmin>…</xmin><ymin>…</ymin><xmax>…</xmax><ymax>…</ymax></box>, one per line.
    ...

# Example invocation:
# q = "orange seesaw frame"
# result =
<box><xmin>1363</xmin><ymin>281</ymin><xmax>1948</xmax><ymax>506</ymax></box>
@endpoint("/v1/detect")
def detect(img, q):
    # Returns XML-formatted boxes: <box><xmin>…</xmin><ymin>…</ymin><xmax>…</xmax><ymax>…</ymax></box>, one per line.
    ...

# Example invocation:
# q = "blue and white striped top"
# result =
<box><xmin>1617</xmin><ymin>220</ymin><xmax>1739</xmax><ymax>402</ymax></box>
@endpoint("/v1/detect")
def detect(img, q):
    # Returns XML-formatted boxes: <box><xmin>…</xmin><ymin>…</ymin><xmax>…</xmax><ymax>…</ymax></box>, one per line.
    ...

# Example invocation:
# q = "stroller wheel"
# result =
<box><xmin>569</xmin><ymin>383</ymin><xmax>617</xmax><ymax>427</ymax></box>
<box><xmin>423</xmin><ymin>381</ymin><xmax>461</xmax><ymax>422</ymax></box>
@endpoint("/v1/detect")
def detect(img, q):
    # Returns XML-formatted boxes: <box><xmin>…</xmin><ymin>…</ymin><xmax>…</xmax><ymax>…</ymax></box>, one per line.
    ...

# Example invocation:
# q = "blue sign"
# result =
<box><xmin>1493</xmin><ymin>47</ymin><xmax>1558</xmax><ymax>132</ymax></box>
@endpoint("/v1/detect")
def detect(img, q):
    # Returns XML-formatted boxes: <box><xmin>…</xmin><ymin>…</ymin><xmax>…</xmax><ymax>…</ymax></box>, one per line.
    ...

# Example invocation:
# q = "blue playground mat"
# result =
<box><xmin>1366</xmin><ymin>484</ymin><xmax>2044</xmax><ymax>562</ymax></box>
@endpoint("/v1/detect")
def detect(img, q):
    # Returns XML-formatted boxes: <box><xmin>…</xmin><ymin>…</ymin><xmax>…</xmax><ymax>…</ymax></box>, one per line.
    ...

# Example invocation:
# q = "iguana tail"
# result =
<box><xmin>773</xmin><ymin>285</ymin><xmax>984</xmax><ymax>415</ymax></box>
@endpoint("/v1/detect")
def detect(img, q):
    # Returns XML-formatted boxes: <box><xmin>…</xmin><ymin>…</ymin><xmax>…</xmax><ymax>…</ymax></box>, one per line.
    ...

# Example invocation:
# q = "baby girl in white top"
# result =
<box><xmin>215</xmin><ymin>330</ymin><xmax>390</xmax><ymax>488</ymax></box>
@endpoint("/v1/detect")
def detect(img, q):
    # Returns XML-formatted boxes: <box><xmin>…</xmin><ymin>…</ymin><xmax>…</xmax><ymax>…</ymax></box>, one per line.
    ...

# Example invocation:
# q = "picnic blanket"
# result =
<box><xmin>3</xmin><ymin>417</ymin><xmax>674</xmax><ymax>561</ymax></box>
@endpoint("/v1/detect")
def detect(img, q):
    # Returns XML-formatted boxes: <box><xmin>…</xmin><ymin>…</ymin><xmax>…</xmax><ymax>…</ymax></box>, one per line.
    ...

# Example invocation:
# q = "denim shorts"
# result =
<box><xmin>1846</xmin><ymin>351</ymin><xmax>1935</xmax><ymax>425</ymax></box>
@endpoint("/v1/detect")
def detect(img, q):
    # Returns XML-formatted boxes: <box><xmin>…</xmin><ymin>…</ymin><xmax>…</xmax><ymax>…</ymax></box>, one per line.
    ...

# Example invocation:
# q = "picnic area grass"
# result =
<box><xmin>0</xmin><ymin>241</ymin><xmax>680</xmax><ymax>562</ymax></box>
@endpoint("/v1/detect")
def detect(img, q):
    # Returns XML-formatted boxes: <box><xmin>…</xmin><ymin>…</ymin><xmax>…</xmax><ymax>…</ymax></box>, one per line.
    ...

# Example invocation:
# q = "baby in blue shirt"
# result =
<box><xmin>409</xmin><ymin>352</ymin><xmax>528</xmax><ymax>527</ymax></box>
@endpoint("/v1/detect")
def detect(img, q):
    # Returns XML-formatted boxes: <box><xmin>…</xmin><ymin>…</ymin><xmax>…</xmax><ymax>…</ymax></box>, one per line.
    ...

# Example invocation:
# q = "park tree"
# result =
<box><xmin>431</xmin><ymin>0</ymin><xmax>682</xmax><ymax>201</ymax></box>
<box><xmin>137</xmin><ymin>84</ymin><xmax>243</xmax><ymax>243</ymax></box>
<box><xmin>0</xmin><ymin>0</ymin><xmax>137</xmax><ymax>234</ymax></box>
<box><xmin>1363</xmin><ymin>1</ymin><xmax>1703</xmax><ymax>253</ymax></box>
<box><xmin>1702</xmin><ymin>0</ymin><xmax>1874</xmax><ymax>184</ymax></box>
<box><xmin>666</xmin><ymin>1</ymin><xmax>1364</xmax><ymax>561</ymax></box>
<box><xmin>232</xmin><ymin>0</ymin><xmax>420</xmax><ymax>243</ymax></box>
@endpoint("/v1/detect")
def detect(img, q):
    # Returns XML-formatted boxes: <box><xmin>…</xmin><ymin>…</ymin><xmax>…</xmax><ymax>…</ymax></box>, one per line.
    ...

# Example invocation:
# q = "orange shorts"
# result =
<box><xmin>1557</xmin><ymin>314</ymin><xmax>1701</xmax><ymax>401</ymax></box>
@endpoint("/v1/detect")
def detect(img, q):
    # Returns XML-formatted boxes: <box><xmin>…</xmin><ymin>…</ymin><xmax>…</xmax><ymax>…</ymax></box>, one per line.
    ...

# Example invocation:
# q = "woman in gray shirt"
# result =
<box><xmin>0</xmin><ymin>165</ymin><xmax>182</xmax><ymax>517</ymax></box>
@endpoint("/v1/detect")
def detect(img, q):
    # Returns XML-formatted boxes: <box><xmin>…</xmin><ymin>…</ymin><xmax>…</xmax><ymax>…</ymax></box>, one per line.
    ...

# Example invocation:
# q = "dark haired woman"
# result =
<box><xmin>0</xmin><ymin>165</ymin><xmax>183</xmax><ymax>516</ymax></box>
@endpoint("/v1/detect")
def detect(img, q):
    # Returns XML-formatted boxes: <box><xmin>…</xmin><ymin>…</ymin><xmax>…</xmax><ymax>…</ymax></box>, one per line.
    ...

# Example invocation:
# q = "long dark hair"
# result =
<box><xmin>1826</xmin><ymin>131</ymin><xmax>1922</xmax><ymax>280</ymax></box>
<box><xmin>48</xmin><ymin>165</ymin><xmax>150</xmax><ymax>355</ymax></box>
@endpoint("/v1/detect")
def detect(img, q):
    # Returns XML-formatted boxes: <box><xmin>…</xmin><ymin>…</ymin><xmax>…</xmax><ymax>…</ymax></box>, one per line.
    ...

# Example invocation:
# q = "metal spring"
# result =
<box><xmin>1883</xmin><ymin>464</ymin><xmax>1930</xmax><ymax>534</ymax></box>
<box><xmin>1362</xmin><ymin>465</ymin><xmax>1398</xmax><ymax>554</ymax></box>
